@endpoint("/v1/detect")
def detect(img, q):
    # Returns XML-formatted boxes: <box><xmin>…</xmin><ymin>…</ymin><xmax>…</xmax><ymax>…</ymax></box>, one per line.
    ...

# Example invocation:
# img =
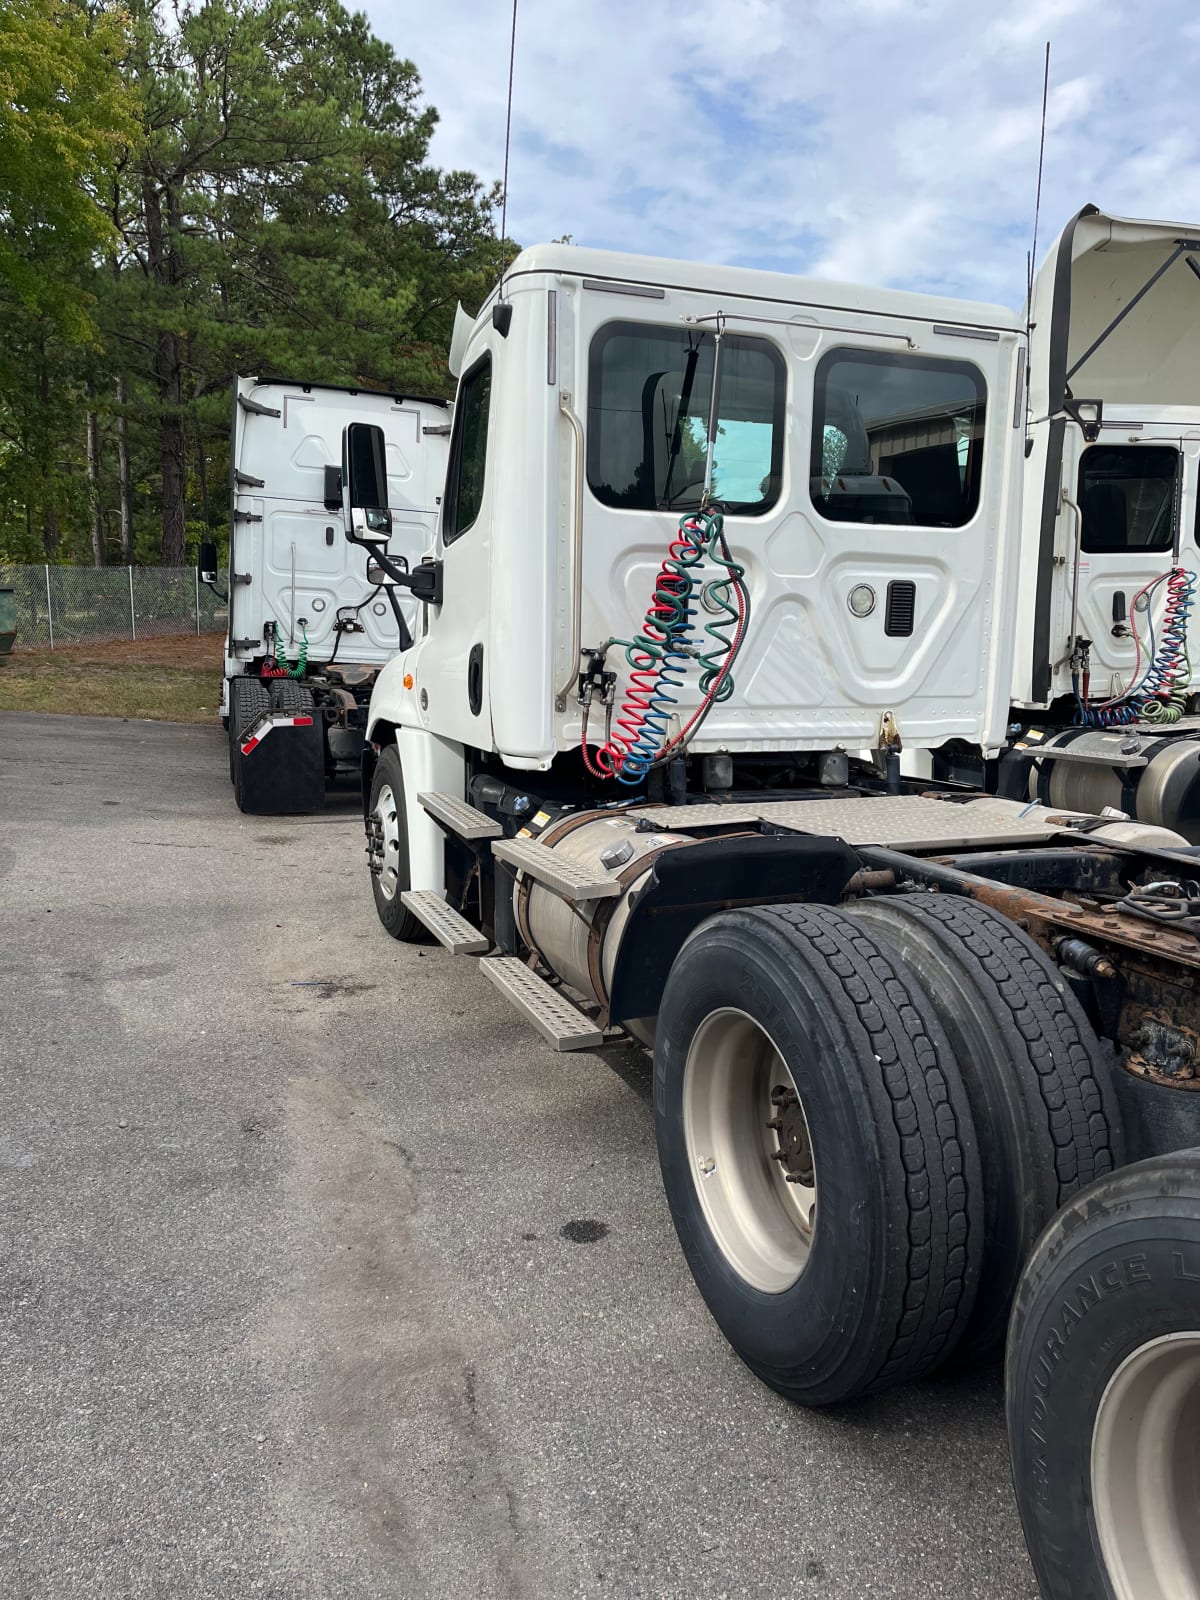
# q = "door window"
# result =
<box><xmin>810</xmin><ymin>349</ymin><xmax>986</xmax><ymax>527</ymax></box>
<box><xmin>1079</xmin><ymin>445</ymin><xmax>1177</xmax><ymax>553</ymax></box>
<box><xmin>587</xmin><ymin>322</ymin><xmax>785</xmax><ymax>515</ymax></box>
<box><xmin>443</xmin><ymin>355</ymin><xmax>492</xmax><ymax>544</ymax></box>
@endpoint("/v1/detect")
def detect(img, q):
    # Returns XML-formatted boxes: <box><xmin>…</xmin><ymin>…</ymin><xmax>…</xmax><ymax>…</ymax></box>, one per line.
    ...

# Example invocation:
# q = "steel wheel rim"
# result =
<box><xmin>682</xmin><ymin>1007</ymin><xmax>815</xmax><ymax>1295</ymax></box>
<box><xmin>374</xmin><ymin>782</ymin><xmax>402</xmax><ymax>902</ymax></box>
<box><xmin>1091</xmin><ymin>1331</ymin><xmax>1200</xmax><ymax>1600</ymax></box>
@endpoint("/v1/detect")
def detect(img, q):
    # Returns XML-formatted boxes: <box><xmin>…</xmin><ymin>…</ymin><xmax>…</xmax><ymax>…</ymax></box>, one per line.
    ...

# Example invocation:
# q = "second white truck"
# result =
<box><xmin>200</xmin><ymin>377</ymin><xmax>451</xmax><ymax>813</ymax></box>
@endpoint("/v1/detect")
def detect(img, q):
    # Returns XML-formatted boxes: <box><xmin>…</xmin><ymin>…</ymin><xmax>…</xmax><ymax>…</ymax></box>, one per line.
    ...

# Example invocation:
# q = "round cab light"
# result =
<box><xmin>847</xmin><ymin>583</ymin><xmax>876</xmax><ymax>618</ymax></box>
<box><xmin>403</xmin><ymin>673</ymin><xmax>414</xmax><ymax>690</ymax></box>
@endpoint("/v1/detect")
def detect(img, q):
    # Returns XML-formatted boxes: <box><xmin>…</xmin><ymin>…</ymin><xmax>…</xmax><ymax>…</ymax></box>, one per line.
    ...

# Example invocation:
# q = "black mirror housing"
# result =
<box><xmin>341</xmin><ymin>422</ymin><xmax>392</xmax><ymax>542</ymax></box>
<box><xmin>198</xmin><ymin>539</ymin><xmax>218</xmax><ymax>582</ymax></box>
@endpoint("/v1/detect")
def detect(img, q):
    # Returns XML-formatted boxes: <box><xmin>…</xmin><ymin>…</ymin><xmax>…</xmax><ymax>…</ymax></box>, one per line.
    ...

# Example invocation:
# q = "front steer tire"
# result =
<box><xmin>1007</xmin><ymin>1152</ymin><xmax>1200</xmax><ymax>1600</ymax></box>
<box><xmin>653</xmin><ymin>903</ymin><xmax>985</xmax><ymax>1406</ymax></box>
<box><xmin>367</xmin><ymin>745</ymin><xmax>422</xmax><ymax>942</ymax></box>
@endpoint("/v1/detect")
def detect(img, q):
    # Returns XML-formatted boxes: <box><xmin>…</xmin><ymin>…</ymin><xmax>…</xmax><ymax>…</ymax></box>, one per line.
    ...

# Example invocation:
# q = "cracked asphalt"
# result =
<box><xmin>0</xmin><ymin>712</ymin><xmax>1039</xmax><ymax>1599</ymax></box>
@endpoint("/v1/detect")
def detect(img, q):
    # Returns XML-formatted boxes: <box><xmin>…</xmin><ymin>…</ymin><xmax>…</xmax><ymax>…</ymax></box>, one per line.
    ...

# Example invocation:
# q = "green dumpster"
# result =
<box><xmin>0</xmin><ymin>587</ymin><xmax>15</xmax><ymax>658</ymax></box>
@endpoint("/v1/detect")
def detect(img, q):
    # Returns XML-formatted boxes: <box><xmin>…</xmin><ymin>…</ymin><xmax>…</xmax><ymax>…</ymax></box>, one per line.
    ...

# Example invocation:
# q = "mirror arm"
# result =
<box><xmin>384</xmin><ymin>586</ymin><xmax>414</xmax><ymax>652</ymax></box>
<box><xmin>351</xmin><ymin>541</ymin><xmax>444</xmax><ymax>609</ymax></box>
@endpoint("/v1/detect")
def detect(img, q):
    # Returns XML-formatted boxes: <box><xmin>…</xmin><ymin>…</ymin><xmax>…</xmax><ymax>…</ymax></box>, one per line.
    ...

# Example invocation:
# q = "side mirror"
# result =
<box><xmin>342</xmin><ymin>422</ymin><xmax>392</xmax><ymax>542</ymax></box>
<box><xmin>367</xmin><ymin>556</ymin><xmax>408</xmax><ymax>585</ymax></box>
<box><xmin>198</xmin><ymin>539</ymin><xmax>219</xmax><ymax>584</ymax></box>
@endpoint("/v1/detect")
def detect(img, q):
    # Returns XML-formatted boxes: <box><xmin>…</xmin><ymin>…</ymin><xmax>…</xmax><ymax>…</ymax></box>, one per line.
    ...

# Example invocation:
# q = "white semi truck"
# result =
<box><xmin>330</xmin><ymin>234</ymin><xmax>1198</xmax><ymax>1599</ymax></box>
<box><xmin>200</xmin><ymin>377</ymin><xmax>450</xmax><ymax>814</ymax></box>
<box><xmin>938</xmin><ymin>208</ymin><xmax>1200</xmax><ymax>846</ymax></box>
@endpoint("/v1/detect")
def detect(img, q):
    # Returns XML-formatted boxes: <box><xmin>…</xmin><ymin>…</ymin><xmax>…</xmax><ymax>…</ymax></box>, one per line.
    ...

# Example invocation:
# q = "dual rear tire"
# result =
<box><xmin>1007</xmin><ymin>1153</ymin><xmax>1200</xmax><ymax>1600</ymax></box>
<box><xmin>653</xmin><ymin>894</ymin><xmax>1122</xmax><ymax>1405</ymax></box>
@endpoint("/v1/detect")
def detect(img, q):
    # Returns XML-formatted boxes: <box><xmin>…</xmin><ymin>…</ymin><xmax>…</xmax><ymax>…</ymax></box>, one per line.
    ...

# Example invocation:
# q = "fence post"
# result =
<box><xmin>195</xmin><ymin>563</ymin><xmax>200</xmax><ymax>636</ymax></box>
<box><xmin>129</xmin><ymin>565</ymin><xmax>136</xmax><ymax>641</ymax></box>
<box><xmin>44</xmin><ymin>564</ymin><xmax>53</xmax><ymax>650</ymax></box>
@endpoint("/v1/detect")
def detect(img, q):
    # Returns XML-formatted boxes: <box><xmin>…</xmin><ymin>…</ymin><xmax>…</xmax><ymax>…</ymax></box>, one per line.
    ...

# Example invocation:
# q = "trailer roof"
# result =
<box><xmin>487</xmin><ymin>243</ymin><xmax>1022</xmax><ymax>333</ymax></box>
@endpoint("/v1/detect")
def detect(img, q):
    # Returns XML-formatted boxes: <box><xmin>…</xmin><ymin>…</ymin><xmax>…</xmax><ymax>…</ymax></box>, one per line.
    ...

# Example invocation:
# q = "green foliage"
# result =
<box><xmin>0</xmin><ymin>0</ymin><xmax>135</xmax><ymax>338</ymax></box>
<box><xmin>0</xmin><ymin>0</ymin><xmax>508</xmax><ymax>564</ymax></box>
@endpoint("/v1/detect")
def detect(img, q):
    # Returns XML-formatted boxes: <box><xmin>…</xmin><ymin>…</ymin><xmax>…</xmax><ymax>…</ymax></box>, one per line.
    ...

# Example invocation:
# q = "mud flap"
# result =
<box><xmin>234</xmin><ymin>711</ymin><xmax>325</xmax><ymax>815</ymax></box>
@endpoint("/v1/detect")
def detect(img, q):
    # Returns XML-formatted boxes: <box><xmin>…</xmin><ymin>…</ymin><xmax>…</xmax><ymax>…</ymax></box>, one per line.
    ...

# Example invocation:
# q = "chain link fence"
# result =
<box><xmin>0</xmin><ymin>565</ymin><xmax>226</xmax><ymax>649</ymax></box>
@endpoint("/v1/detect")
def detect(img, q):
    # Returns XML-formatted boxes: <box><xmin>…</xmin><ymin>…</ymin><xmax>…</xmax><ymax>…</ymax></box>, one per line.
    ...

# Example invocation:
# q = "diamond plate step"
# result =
<box><xmin>491</xmin><ymin>837</ymin><xmax>621</xmax><ymax>901</ymax></box>
<box><xmin>400</xmin><ymin>890</ymin><xmax>490</xmax><ymax>954</ymax></box>
<box><xmin>418</xmin><ymin>791</ymin><xmax>502</xmax><ymax>840</ymax></box>
<box><xmin>478</xmin><ymin>958</ymin><xmax>604</xmax><ymax>1051</ymax></box>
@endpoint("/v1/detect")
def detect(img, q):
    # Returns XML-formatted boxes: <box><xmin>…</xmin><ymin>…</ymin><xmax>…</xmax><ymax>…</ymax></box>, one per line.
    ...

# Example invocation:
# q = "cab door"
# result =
<box><xmin>404</xmin><ymin>343</ymin><xmax>497</xmax><ymax>748</ymax></box>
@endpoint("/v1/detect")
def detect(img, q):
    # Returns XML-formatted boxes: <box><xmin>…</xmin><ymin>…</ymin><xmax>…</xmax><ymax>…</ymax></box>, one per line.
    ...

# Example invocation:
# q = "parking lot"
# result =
<box><xmin>0</xmin><ymin>712</ymin><xmax>1038</xmax><ymax>1599</ymax></box>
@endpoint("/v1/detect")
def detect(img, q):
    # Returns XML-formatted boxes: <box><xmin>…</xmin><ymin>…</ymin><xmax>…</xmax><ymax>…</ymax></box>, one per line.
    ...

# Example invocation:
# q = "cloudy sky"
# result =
<box><xmin>365</xmin><ymin>0</ymin><xmax>1200</xmax><ymax>308</ymax></box>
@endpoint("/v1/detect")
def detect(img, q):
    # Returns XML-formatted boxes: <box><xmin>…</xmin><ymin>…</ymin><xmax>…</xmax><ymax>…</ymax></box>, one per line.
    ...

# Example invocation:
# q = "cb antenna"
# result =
<box><xmin>1024</xmin><ymin>41</ymin><xmax>1051</xmax><ymax>428</ymax></box>
<box><xmin>493</xmin><ymin>0</ymin><xmax>519</xmax><ymax>332</ymax></box>
<box><xmin>1026</xmin><ymin>41</ymin><xmax>1051</xmax><ymax>321</ymax></box>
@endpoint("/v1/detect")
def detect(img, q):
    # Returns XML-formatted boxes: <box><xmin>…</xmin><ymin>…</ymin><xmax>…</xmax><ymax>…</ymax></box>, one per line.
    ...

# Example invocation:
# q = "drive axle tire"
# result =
<box><xmin>228</xmin><ymin>675</ymin><xmax>270</xmax><ymax>784</ymax></box>
<box><xmin>367</xmin><ymin>745</ymin><xmax>421</xmax><ymax>941</ymax></box>
<box><xmin>849</xmin><ymin>894</ymin><xmax>1123</xmax><ymax>1364</ymax></box>
<box><xmin>1007</xmin><ymin>1152</ymin><xmax>1200</xmax><ymax>1600</ymax></box>
<box><xmin>653</xmin><ymin>903</ymin><xmax>985</xmax><ymax>1405</ymax></box>
<box><xmin>268</xmin><ymin>677</ymin><xmax>314</xmax><ymax>715</ymax></box>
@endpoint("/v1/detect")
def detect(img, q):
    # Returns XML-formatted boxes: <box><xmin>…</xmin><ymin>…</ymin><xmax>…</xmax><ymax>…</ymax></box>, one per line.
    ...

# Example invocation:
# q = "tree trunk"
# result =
<box><xmin>116</xmin><ymin>375</ymin><xmax>133</xmax><ymax>562</ymax></box>
<box><xmin>196</xmin><ymin>419</ymin><xmax>210</xmax><ymax>529</ymax></box>
<box><xmin>86</xmin><ymin>402</ymin><xmax>104</xmax><ymax>565</ymax></box>
<box><xmin>38</xmin><ymin>349</ymin><xmax>59</xmax><ymax>559</ymax></box>
<box><xmin>144</xmin><ymin>177</ymin><xmax>188</xmax><ymax>565</ymax></box>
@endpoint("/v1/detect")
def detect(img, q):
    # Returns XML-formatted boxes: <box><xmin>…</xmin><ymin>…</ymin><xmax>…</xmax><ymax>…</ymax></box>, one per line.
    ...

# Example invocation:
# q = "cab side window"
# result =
<box><xmin>1080</xmin><ymin>445</ymin><xmax>1177</xmax><ymax>553</ymax></box>
<box><xmin>443</xmin><ymin>355</ymin><xmax>492</xmax><ymax>544</ymax></box>
<box><xmin>810</xmin><ymin>349</ymin><xmax>986</xmax><ymax>527</ymax></box>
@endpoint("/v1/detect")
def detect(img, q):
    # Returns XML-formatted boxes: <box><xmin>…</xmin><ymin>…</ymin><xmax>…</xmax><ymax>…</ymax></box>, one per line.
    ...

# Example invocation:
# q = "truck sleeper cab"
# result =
<box><xmin>342</xmin><ymin>245</ymin><xmax>1199</xmax><ymax>1467</ymax></box>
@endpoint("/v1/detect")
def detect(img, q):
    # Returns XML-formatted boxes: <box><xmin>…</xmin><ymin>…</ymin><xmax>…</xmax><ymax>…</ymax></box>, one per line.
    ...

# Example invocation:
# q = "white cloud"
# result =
<box><xmin>365</xmin><ymin>0</ymin><xmax>1200</xmax><ymax>307</ymax></box>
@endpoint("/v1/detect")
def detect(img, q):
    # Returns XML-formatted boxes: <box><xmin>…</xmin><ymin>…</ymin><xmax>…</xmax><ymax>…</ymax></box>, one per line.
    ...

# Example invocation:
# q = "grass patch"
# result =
<box><xmin>0</xmin><ymin>634</ymin><xmax>223</xmax><ymax>723</ymax></box>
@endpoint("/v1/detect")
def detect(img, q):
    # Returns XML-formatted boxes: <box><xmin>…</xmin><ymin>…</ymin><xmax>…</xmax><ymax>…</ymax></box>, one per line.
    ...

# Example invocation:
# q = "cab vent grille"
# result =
<box><xmin>885</xmin><ymin>580</ymin><xmax>916</xmax><ymax>637</ymax></box>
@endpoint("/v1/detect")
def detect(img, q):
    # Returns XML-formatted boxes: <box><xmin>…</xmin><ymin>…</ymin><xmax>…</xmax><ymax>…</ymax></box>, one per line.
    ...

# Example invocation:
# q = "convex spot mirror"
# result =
<box><xmin>198</xmin><ymin>539</ymin><xmax>219</xmax><ymax>583</ymax></box>
<box><xmin>367</xmin><ymin>556</ymin><xmax>408</xmax><ymax>586</ymax></box>
<box><xmin>341</xmin><ymin>422</ymin><xmax>392</xmax><ymax>543</ymax></box>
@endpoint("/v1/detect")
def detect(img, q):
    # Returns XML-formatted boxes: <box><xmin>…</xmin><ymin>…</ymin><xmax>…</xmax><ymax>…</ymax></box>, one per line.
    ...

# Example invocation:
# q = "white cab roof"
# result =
<box><xmin>491</xmin><ymin>243</ymin><xmax>1022</xmax><ymax>333</ymax></box>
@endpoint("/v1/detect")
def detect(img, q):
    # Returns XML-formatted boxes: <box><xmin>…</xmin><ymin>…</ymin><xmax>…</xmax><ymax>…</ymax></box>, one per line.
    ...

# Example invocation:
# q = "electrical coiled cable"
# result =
<box><xmin>584</xmin><ymin>508</ymin><xmax>750</xmax><ymax>784</ymax></box>
<box><xmin>1074</xmin><ymin>567</ymin><xmax>1195</xmax><ymax>726</ymax></box>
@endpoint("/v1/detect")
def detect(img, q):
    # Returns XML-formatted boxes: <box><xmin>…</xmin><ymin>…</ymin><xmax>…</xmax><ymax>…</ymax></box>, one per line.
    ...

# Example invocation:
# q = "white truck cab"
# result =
<box><xmin>207</xmin><ymin>377</ymin><xmax>450</xmax><ymax>813</ymax></box>
<box><xmin>990</xmin><ymin>208</ymin><xmax>1200</xmax><ymax>836</ymax></box>
<box><xmin>358</xmin><ymin>243</ymin><xmax>1027</xmax><ymax>888</ymax></box>
<box><xmin>1016</xmin><ymin>206</ymin><xmax>1200</xmax><ymax>709</ymax></box>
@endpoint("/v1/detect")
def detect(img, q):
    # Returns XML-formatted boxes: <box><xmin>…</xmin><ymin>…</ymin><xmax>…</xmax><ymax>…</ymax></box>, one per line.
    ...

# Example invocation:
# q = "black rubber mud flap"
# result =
<box><xmin>234</xmin><ymin>717</ymin><xmax>325</xmax><ymax>815</ymax></box>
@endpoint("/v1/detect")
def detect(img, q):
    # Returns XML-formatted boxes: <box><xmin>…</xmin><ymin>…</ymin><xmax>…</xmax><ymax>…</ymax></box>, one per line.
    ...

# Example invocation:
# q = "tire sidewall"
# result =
<box><xmin>368</xmin><ymin>744</ymin><xmax>417</xmax><ymax>938</ymax></box>
<box><xmin>1009</xmin><ymin>1194</ymin><xmax>1200</xmax><ymax>1599</ymax></box>
<box><xmin>654</xmin><ymin>917</ymin><xmax>895</xmax><ymax>1404</ymax></box>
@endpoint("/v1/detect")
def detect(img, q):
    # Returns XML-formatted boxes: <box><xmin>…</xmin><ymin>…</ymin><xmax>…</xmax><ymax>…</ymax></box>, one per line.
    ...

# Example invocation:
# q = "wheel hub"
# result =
<box><xmin>370</xmin><ymin>782</ymin><xmax>402</xmax><ymax>899</ymax></box>
<box><xmin>365</xmin><ymin>812</ymin><xmax>384</xmax><ymax>878</ymax></box>
<box><xmin>768</xmin><ymin>1085</ymin><xmax>814</xmax><ymax>1185</ymax></box>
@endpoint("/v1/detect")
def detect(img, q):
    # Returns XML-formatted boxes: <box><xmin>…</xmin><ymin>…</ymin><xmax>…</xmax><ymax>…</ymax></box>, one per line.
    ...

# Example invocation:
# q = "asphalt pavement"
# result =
<box><xmin>0</xmin><ymin>711</ymin><xmax>1039</xmax><ymax>1599</ymax></box>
